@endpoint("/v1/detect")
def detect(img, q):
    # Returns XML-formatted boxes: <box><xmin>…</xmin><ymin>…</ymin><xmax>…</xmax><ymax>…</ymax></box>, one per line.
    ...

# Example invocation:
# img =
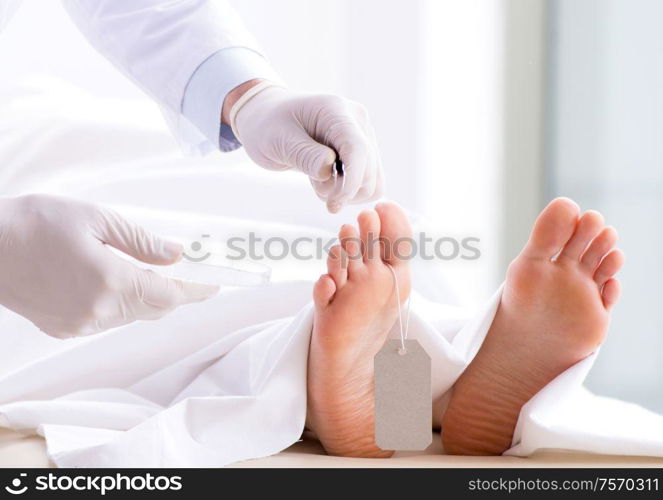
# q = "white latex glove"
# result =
<box><xmin>229</xmin><ymin>82</ymin><xmax>384</xmax><ymax>213</ymax></box>
<box><xmin>0</xmin><ymin>194</ymin><xmax>218</xmax><ymax>338</ymax></box>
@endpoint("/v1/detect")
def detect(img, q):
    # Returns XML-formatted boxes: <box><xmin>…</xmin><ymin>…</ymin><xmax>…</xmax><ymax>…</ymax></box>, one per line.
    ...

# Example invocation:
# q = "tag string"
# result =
<box><xmin>386</xmin><ymin>264</ymin><xmax>411</xmax><ymax>355</ymax></box>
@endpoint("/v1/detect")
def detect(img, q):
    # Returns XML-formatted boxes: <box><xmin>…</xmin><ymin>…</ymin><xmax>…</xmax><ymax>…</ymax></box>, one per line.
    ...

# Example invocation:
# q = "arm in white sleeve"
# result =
<box><xmin>60</xmin><ymin>0</ymin><xmax>382</xmax><ymax>210</ymax></box>
<box><xmin>61</xmin><ymin>0</ymin><xmax>281</xmax><ymax>151</ymax></box>
<box><xmin>181</xmin><ymin>47</ymin><xmax>281</xmax><ymax>152</ymax></box>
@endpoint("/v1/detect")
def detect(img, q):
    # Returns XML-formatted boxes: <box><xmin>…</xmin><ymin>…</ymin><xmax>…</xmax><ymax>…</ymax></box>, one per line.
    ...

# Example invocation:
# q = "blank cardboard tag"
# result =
<box><xmin>374</xmin><ymin>339</ymin><xmax>432</xmax><ymax>450</ymax></box>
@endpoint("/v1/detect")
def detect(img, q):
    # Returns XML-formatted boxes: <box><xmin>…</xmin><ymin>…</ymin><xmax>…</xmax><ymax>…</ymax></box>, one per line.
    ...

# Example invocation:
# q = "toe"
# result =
<box><xmin>581</xmin><ymin>226</ymin><xmax>618</xmax><ymax>272</ymax></box>
<box><xmin>313</xmin><ymin>274</ymin><xmax>336</xmax><ymax>308</ymax></box>
<box><xmin>327</xmin><ymin>245</ymin><xmax>348</xmax><ymax>288</ymax></box>
<box><xmin>375</xmin><ymin>201</ymin><xmax>413</xmax><ymax>267</ymax></box>
<box><xmin>339</xmin><ymin>223</ymin><xmax>364</xmax><ymax>275</ymax></box>
<box><xmin>601</xmin><ymin>278</ymin><xmax>621</xmax><ymax>310</ymax></box>
<box><xmin>357</xmin><ymin>209</ymin><xmax>381</xmax><ymax>265</ymax></box>
<box><xmin>522</xmin><ymin>197</ymin><xmax>580</xmax><ymax>260</ymax></box>
<box><xmin>593</xmin><ymin>248</ymin><xmax>625</xmax><ymax>287</ymax></box>
<box><xmin>558</xmin><ymin>210</ymin><xmax>604</xmax><ymax>262</ymax></box>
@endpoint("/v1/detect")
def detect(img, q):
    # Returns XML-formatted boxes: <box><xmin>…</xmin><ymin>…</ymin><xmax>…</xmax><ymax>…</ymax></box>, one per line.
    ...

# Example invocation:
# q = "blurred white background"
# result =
<box><xmin>547</xmin><ymin>0</ymin><xmax>663</xmax><ymax>412</ymax></box>
<box><xmin>0</xmin><ymin>0</ymin><xmax>661</xmax><ymax>411</ymax></box>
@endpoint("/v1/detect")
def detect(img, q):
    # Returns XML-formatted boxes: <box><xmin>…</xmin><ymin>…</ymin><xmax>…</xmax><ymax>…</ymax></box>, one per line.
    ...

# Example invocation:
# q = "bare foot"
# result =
<box><xmin>442</xmin><ymin>198</ymin><xmax>625</xmax><ymax>455</ymax></box>
<box><xmin>306</xmin><ymin>202</ymin><xmax>412</xmax><ymax>457</ymax></box>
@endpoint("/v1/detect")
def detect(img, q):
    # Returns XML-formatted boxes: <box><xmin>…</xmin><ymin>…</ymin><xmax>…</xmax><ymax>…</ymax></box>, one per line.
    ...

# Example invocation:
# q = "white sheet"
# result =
<box><xmin>1</xmin><ymin>279</ymin><xmax>663</xmax><ymax>467</ymax></box>
<box><xmin>0</xmin><ymin>281</ymin><xmax>492</xmax><ymax>467</ymax></box>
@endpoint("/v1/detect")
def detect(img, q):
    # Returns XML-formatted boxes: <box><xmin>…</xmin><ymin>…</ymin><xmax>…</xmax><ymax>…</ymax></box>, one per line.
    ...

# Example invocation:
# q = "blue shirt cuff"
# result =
<box><xmin>181</xmin><ymin>47</ymin><xmax>282</xmax><ymax>152</ymax></box>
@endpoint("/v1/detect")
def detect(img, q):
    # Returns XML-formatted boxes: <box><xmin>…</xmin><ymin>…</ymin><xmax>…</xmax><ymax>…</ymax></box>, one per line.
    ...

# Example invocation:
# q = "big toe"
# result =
<box><xmin>357</xmin><ymin>209</ymin><xmax>382</xmax><ymax>265</ymax></box>
<box><xmin>375</xmin><ymin>202</ymin><xmax>413</xmax><ymax>266</ymax></box>
<box><xmin>522</xmin><ymin>197</ymin><xmax>580</xmax><ymax>260</ymax></box>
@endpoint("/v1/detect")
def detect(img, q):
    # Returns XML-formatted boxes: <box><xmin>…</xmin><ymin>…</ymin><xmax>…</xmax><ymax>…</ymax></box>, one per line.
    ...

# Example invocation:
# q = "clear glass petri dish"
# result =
<box><xmin>161</xmin><ymin>257</ymin><xmax>271</xmax><ymax>287</ymax></box>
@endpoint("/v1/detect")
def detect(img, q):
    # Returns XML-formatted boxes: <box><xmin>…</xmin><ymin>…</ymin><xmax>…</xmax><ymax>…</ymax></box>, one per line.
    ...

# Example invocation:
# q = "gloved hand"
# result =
<box><xmin>0</xmin><ymin>194</ymin><xmax>218</xmax><ymax>338</ymax></box>
<box><xmin>228</xmin><ymin>81</ymin><xmax>384</xmax><ymax>213</ymax></box>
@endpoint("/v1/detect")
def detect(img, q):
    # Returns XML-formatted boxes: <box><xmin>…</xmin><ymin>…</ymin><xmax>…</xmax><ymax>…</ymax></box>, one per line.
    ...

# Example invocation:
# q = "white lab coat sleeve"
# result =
<box><xmin>60</xmin><ymin>0</ymin><xmax>281</xmax><ymax>155</ymax></box>
<box><xmin>181</xmin><ymin>47</ymin><xmax>282</xmax><ymax>152</ymax></box>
